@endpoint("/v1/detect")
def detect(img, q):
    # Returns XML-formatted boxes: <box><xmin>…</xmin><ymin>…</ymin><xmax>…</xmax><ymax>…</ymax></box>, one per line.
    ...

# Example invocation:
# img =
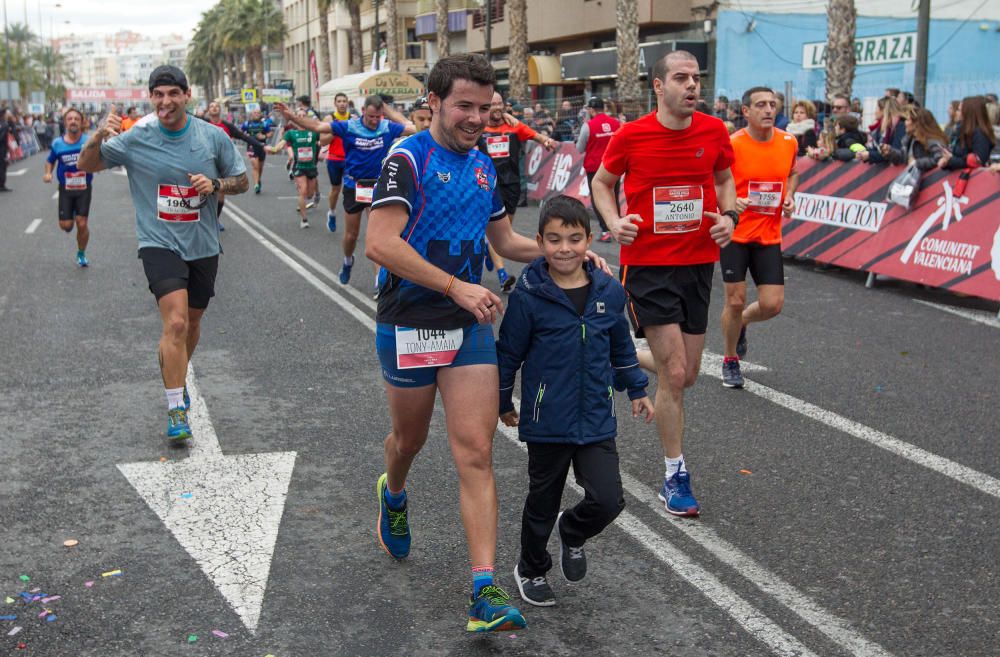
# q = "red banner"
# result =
<box><xmin>309</xmin><ymin>51</ymin><xmax>319</xmax><ymax>103</ymax></box>
<box><xmin>65</xmin><ymin>88</ymin><xmax>147</xmax><ymax>102</ymax></box>
<box><xmin>524</xmin><ymin>143</ymin><xmax>1000</xmax><ymax>302</ymax></box>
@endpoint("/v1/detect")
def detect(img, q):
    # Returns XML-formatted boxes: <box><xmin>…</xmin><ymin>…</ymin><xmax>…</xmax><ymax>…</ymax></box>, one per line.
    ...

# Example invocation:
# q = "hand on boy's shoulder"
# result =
<box><xmin>500</xmin><ymin>410</ymin><xmax>519</xmax><ymax>427</ymax></box>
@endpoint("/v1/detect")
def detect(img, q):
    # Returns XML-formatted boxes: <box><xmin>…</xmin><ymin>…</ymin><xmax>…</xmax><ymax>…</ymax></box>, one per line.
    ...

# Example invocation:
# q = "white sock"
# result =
<box><xmin>344</xmin><ymin>255</ymin><xmax>354</xmax><ymax>266</ymax></box>
<box><xmin>665</xmin><ymin>455</ymin><xmax>687</xmax><ymax>478</ymax></box>
<box><xmin>165</xmin><ymin>387</ymin><xmax>185</xmax><ymax>410</ymax></box>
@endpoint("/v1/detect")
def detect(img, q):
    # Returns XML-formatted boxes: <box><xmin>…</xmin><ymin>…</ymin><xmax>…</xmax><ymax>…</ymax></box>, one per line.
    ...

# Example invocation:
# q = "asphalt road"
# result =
<box><xmin>1</xmin><ymin>150</ymin><xmax>998</xmax><ymax>657</ymax></box>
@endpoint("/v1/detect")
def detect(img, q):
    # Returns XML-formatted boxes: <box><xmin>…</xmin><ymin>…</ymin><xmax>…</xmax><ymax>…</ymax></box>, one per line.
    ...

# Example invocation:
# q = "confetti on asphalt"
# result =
<box><xmin>40</xmin><ymin>596</ymin><xmax>60</xmax><ymax>604</ymax></box>
<box><xmin>63</xmin><ymin>539</ymin><xmax>79</xmax><ymax>548</ymax></box>
<box><xmin>3</xmin><ymin>598</ymin><xmax>12</xmax><ymax>604</ymax></box>
<box><xmin>739</xmin><ymin>469</ymin><xmax>753</xmax><ymax>474</ymax></box>
<box><xmin>187</xmin><ymin>634</ymin><xmax>198</xmax><ymax>643</ymax></box>
<box><xmin>900</xmin><ymin>351</ymin><xmax>909</xmax><ymax>356</ymax></box>
<box><xmin>101</xmin><ymin>569</ymin><xmax>122</xmax><ymax>578</ymax></box>
<box><xmin>28</xmin><ymin>589</ymin><xmax>39</xmax><ymax>594</ymax></box>
<box><xmin>45</xmin><ymin>615</ymin><xmax>57</xmax><ymax>622</ymax></box>
<box><xmin>180</xmin><ymin>492</ymin><xmax>193</xmax><ymax>499</ymax></box>
<box><xmin>16</xmin><ymin>641</ymin><xmax>26</xmax><ymax>649</ymax></box>
<box><xmin>84</xmin><ymin>581</ymin><xmax>95</xmax><ymax>588</ymax></box>
<box><xmin>17</xmin><ymin>576</ymin><xmax>29</xmax><ymax>583</ymax></box>
<box><xmin>212</xmin><ymin>629</ymin><xmax>229</xmax><ymax>638</ymax></box>
<box><xmin>7</xmin><ymin>626</ymin><xmax>22</xmax><ymax>636</ymax></box>
<box><xmin>0</xmin><ymin>615</ymin><xmax>16</xmax><ymax>621</ymax></box>
<box><xmin>37</xmin><ymin>610</ymin><xmax>49</xmax><ymax>619</ymax></box>
<box><xmin>874</xmin><ymin>384</ymin><xmax>884</xmax><ymax>393</ymax></box>
<box><xmin>159</xmin><ymin>456</ymin><xmax>167</xmax><ymax>462</ymax></box>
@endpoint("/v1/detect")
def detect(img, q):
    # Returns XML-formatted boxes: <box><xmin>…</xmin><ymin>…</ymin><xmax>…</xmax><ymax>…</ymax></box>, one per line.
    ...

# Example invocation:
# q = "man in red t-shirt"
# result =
<box><xmin>322</xmin><ymin>92</ymin><xmax>352</xmax><ymax>232</ymax></box>
<box><xmin>577</xmin><ymin>96</ymin><xmax>620</xmax><ymax>242</ymax></box>
<box><xmin>591</xmin><ymin>50</ymin><xmax>738</xmax><ymax>518</ymax></box>
<box><xmin>720</xmin><ymin>87</ymin><xmax>798</xmax><ymax>389</ymax></box>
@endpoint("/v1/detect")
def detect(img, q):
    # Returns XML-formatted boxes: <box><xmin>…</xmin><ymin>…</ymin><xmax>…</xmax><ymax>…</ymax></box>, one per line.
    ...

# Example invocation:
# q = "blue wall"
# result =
<box><xmin>713</xmin><ymin>10</ymin><xmax>1000</xmax><ymax>120</ymax></box>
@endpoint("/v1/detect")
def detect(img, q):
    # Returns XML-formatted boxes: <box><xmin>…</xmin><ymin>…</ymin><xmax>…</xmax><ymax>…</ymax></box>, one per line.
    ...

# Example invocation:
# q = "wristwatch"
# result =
<box><xmin>722</xmin><ymin>209</ymin><xmax>740</xmax><ymax>227</ymax></box>
<box><xmin>212</xmin><ymin>178</ymin><xmax>221</xmax><ymax>193</ymax></box>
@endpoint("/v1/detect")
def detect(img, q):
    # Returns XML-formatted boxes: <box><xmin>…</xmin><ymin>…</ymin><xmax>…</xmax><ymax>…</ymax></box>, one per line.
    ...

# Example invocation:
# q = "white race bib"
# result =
<box><xmin>486</xmin><ymin>135</ymin><xmax>511</xmax><ymax>158</ymax></box>
<box><xmin>653</xmin><ymin>185</ymin><xmax>703</xmax><ymax>234</ymax></box>
<box><xmin>747</xmin><ymin>181</ymin><xmax>783</xmax><ymax>216</ymax></box>
<box><xmin>64</xmin><ymin>171</ymin><xmax>88</xmax><ymax>190</ymax></box>
<box><xmin>156</xmin><ymin>184</ymin><xmax>202</xmax><ymax>223</ymax></box>
<box><xmin>355</xmin><ymin>183</ymin><xmax>374</xmax><ymax>204</ymax></box>
<box><xmin>395</xmin><ymin>326</ymin><xmax>463</xmax><ymax>369</ymax></box>
<box><xmin>296</xmin><ymin>146</ymin><xmax>314</xmax><ymax>162</ymax></box>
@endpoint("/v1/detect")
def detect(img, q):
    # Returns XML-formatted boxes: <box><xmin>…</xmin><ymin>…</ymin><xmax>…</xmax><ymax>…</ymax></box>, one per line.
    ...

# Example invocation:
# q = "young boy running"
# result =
<box><xmin>496</xmin><ymin>195</ymin><xmax>654</xmax><ymax>607</ymax></box>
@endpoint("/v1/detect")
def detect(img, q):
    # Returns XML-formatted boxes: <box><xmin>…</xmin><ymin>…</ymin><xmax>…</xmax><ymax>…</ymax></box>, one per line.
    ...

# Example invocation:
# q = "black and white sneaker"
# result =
<box><xmin>514</xmin><ymin>563</ymin><xmax>555</xmax><ymax>607</ymax></box>
<box><xmin>557</xmin><ymin>511</ymin><xmax>587</xmax><ymax>582</ymax></box>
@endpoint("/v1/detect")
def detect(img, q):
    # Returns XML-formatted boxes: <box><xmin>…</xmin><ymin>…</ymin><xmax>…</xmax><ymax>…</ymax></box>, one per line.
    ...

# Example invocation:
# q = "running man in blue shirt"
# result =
<box><xmin>43</xmin><ymin>108</ymin><xmax>94</xmax><ymax>267</ymax></box>
<box><xmin>365</xmin><ymin>54</ymin><xmax>609</xmax><ymax>633</ymax></box>
<box><xmin>274</xmin><ymin>96</ymin><xmax>416</xmax><ymax>285</ymax></box>
<box><xmin>240</xmin><ymin>108</ymin><xmax>274</xmax><ymax>194</ymax></box>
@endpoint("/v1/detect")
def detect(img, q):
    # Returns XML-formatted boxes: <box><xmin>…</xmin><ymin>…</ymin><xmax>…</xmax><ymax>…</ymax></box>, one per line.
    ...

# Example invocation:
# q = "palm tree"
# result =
<box><xmin>507</xmin><ymin>0</ymin><xmax>528</xmax><ymax>102</ymax></box>
<box><xmin>339</xmin><ymin>0</ymin><xmax>364</xmax><ymax>73</ymax></box>
<box><xmin>615</xmin><ymin>0</ymin><xmax>640</xmax><ymax>104</ymax></box>
<box><xmin>826</xmin><ymin>0</ymin><xmax>856</xmax><ymax>100</ymax></box>
<box><xmin>7</xmin><ymin>22</ymin><xmax>35</xmax><ymax>60</ymax></box>
<box><xmin>385</xmin><ymin>0</ymin><xmax>399</xmax><ymax>71</ymax></box>
<box><xmin>33</xmin><ymin>45</ymin><xmax>73</xmax><ymax>99</ymax></box>
<box><xmin>435</xmin><ymin>0</ymin><xmax>450</xmax><ymax>59</ymax></box>
<box><xmin>317</xmin><ymin>0</ymin><xmax>335</xmax><ymax>82</ymax></box>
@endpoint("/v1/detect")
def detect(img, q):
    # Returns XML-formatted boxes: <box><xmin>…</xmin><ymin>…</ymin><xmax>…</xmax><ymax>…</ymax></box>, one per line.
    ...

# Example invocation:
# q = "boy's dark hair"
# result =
<box><xmin>538</xmin><ymin>195</ymin><xmax>591</xmax><ymax>236</ymax></box>
<box><xmin>427</xmin><ymin>53</ymin><xmax>496</xmax><ymax>101</ymax></box>
<box><xmin>741</xmin><ymin>86</ymin><xmax>774</xmax><ymax>108</ymax></box>
<box><xmin>334</xmin><ymin>92</ymin><xmax>348</xmax><ymax>100</ymax></box>
<box><xmin>836</xmin><ymin>114</ymin><xmax>859</xmax><ymax>132</ymax></box>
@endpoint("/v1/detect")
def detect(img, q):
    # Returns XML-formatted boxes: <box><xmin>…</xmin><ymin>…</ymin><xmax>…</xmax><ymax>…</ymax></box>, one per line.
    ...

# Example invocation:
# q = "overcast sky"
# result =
<box><xmin>11</xmin><ymin>1</ymin><xmax>206</xmax><ymax>40</ymax></box>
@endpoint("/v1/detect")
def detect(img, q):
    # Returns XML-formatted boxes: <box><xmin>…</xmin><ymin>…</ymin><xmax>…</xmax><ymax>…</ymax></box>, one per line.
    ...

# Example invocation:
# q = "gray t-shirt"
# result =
<box><xmin>100</xmin><ymin>114</ymin><xmax>245</xmax><ymax>260</ymax></box>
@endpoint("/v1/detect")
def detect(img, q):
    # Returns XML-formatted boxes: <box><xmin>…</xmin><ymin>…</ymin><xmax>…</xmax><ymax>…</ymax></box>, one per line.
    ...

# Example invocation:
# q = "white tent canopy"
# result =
<box><xmin>317</xmin><ymin>71</ymin><xmax>425</xmax><ymax>111</ymax></box>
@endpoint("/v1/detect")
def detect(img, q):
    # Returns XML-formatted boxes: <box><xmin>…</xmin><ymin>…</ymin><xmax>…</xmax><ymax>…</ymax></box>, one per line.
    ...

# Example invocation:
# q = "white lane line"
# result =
<box><xmin>7</xmin><ymin>168</ymin><xmax>27</xmax><ymax>177</ymax></box>
<box><xmin>223</xmin><ymin>200</ymin><xmax>854</xmax><ymax>657</ymax></box>
<box><xmin>914</xmin><ymin>299</ymin><xmax>1000</xmax><ymax>329</ymax></box>
<box><xmin>275</xmin><ymin>196</ymin><xmax>300</xmax><ymax>200</ymax></box>
<box><xmin>739</xmin><ymin>377</ymin><xmax>1000</xmax><ymax>500</ymax></box>
<box><xmin>51</xmin><ymin>190</ymin><xmax>58</xmax><ymax>199</ymax></box>
<box><xmin>25</xmin><ymin>219</ymin><xmax>43</xmax><ymax>234</ymax></box>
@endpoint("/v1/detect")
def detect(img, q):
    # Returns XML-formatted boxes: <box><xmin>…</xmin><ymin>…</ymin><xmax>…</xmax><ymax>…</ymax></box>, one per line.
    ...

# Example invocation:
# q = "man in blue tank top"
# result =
<box><xmin>43</xmin><ymin>108</ymin><xmax>94</xmax><ymax>267</ymax></box>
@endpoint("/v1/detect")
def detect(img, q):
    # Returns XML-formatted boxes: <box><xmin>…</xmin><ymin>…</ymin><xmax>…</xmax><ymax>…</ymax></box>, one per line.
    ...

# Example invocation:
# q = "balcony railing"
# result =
<box><xmin>471</xmin><ymin>0</ymin><xmax>505</xmax><ymax>28</ymax></box>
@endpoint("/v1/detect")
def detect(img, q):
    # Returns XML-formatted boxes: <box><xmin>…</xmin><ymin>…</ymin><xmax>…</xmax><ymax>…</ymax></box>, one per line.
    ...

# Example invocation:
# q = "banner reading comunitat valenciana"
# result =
<box><xmin>525</xmin><ymin>142</ymin><xmax>1000</xmax><ymax>302</ymax></box>
<box><xmin>65</xmin><ymin>88</ymin><xmax>147</xmax><ymax>102</ymax></box>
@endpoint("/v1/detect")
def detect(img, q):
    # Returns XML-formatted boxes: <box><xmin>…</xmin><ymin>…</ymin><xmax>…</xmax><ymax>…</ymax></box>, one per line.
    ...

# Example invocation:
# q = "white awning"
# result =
<box><xmin>317</xmin><ymin>71</ymin><xmax>425</xmax><ymax>110</ymax></box>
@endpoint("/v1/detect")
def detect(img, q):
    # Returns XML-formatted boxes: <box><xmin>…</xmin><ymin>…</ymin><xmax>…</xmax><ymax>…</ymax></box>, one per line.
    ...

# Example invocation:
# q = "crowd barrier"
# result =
<box><xmin>5</xmin><ymin>127</ymin><xmax>41</xmax><ymax>162</ymax></box>
<box><xmin>524</xmin><ymin>141</ymin><xmax>1000</xmax><ymax>304</ymax></box>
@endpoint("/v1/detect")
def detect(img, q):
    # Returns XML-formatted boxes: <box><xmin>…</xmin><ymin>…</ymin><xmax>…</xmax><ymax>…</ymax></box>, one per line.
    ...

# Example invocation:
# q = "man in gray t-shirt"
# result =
<box><xmin>78</xmin><ymin>65</ymin><xmax>248</xmax><ymax>443</ymax></box>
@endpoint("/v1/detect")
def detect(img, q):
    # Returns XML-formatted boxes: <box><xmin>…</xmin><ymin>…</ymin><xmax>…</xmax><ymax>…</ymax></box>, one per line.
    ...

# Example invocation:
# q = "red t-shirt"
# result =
<box><xmin>328</xmin><ymin>110</ymin><xmax>350</xmax><ymax>161</ymax></box>
<box><xmin>602</xmin><ymin>111</ymin><xmax>734</xmax><ymax>266</ymax></box>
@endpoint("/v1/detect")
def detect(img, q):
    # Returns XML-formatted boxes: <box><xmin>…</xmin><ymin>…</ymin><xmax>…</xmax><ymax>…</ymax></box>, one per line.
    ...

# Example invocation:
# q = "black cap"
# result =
<box><xmin>587</xmin><ymin>96</ymin><xmax>604</xmax><ymax>110</ymax></box>
<box><xmin>413</xmin><ymin>96</ymin><xmax>430</xmax><ymax>110</ymax></box>
<box><xmin>148</xmin><ymin>65</ymin><xmax>188</xmax><ymax>92</ymax></box>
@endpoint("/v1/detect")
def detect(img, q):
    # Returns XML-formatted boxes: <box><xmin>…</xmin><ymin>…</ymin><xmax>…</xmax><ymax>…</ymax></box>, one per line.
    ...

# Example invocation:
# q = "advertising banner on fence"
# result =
<box><xmin>66</xmin><ymin>88</ymin><xmax>147</xmax><ymax>102</ymax></box>
<box><xmin>525</xmin><ymin>143</ymin><xmax>1000</xmax><ymax>302</ymax></box>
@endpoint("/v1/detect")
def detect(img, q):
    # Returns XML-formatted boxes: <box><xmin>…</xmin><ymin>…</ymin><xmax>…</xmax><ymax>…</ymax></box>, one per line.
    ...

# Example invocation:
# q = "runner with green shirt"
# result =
<box><xmin>269</xmin><ymin>109</ymin><xmax>320</xmax><ymax>228</ymax></box>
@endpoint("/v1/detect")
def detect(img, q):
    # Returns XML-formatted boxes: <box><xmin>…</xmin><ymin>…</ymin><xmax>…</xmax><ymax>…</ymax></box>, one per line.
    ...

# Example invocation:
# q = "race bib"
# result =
<box><xmin>296</xmin><ymin>146</ymin><xmax>314</xmax><ymax>162</ymax></box>
<box><xmin>486</xmin><ymin>135</ymin><xmax>511</xmax><ymax>158</ymax></box>
<box><xmin>156</xmin><ymin>184</ymin><xmax>202</xmax><ymax>222</ymax></box>
<box><xmin>653</xmin><ymin>185</ymin><xmax>703</xmax><ymax>234</ymax></box>
<box><xmin>355</xmin><ymin>183</ymin><xmax>374</xmax><ymax>204</ymax></box>
<box><xmin>64</xmin><ymin>171</ymin><xmax>87</xmax><ymax>190</ymax></box>
<box><xmin>747</xmin><ymin>181</ymin><xmax>783</xmax><ymax>216</ymax></box>
<box><xmin>395</xmin><ymin>326</ymin><xmax>463</xmax><ymax>369</ymax></box>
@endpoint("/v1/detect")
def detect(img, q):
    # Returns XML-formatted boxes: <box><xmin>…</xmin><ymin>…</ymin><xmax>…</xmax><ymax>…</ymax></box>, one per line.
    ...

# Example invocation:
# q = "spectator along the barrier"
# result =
<box><xmin>939</xmin><ymin>95</ymin><xmax>995</xmax><ymax>170</ymax></box>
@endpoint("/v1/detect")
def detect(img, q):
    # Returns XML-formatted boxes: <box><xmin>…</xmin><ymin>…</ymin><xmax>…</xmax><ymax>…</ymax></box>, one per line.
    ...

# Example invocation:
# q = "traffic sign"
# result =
<box><xmin>241</xmin><ymin>88</ymin><xmax>257</xmax><ymax>103</ymax></box>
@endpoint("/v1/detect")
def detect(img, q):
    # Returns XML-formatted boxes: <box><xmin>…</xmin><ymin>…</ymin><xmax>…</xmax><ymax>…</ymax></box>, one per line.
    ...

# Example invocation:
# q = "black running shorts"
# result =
<box><xmin>139</xmin><ymin>247</ymin><xmax>220</xmax><ymax>310</ymax></box>
<box><xmin>343</xmin><ymin>179</ymin><xmax>377</xmax><ymax>215</ymax></box>
<box><xmin>620</xmin><ymin>263</ymin><xmax>714</xmax><ymax>337</ymax></box>
<box><xmin>293</xmin><ymin>168</ymin><xmax>318</xmax><ymax>179</ymax></box>
<box><xmin>498</xmin><ymin>182</ymin><xmax>520</xmax><ymax>217</ymax></box>
<box><xmin>58</xmin><ymin>186</ymin><xmax>92</xmax><ymax>221</ymax></box>
<box><xmin>719</xmin><ymin>242</ymin><xmax>784</xmax><ymax>286</ymax></box>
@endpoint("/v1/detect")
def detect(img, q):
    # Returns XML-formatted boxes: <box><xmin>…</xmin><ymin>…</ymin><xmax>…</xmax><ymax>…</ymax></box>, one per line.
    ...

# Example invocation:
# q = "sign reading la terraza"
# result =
<box><xmin>802</xmin><ymin>32</ymin><xmax>916</xmax><ymax>69</ymax></box>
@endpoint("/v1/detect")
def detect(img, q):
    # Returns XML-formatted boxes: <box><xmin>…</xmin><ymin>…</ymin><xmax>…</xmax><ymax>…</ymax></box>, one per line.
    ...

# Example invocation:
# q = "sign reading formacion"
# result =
<box><xmin>802</xmin><ymin>32</ymin><xmax>916</xmax><ymax>69</ymax></box>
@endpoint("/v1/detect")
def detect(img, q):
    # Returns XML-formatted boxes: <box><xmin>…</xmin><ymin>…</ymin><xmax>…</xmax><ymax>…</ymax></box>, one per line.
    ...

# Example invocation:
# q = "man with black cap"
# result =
<box><xmin>576</xmin><ymin>96</ymin><xmax>620</xmax><ymax>243</ymax></box>
<box><xmin>78</xmin><ymin>65</ymin><xmax>249</xmax><ymax>443</ymax></box>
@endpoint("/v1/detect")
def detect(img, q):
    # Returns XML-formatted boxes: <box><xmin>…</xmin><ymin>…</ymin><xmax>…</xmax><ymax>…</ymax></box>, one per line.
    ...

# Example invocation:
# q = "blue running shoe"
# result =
<box><xmin>722</xmin><ymin>359</ymin><xmax>744</xmax><ymax>388</ymax></box>
<box><xmin>218</xmin><ymin>221</ymin><xmax>225</xmax><ymax>232</ymax></box>
<box><xmin>167</xmin><ymin>407</ymin><xmax>192</xmax><ymax>441</ymax></box>
<box><xmin>76</xmin><ymin>251</ymin><xmax>89</xmax><ymax>267</ymax></box>
<box><xmin>467</xmin><ymin>585</ymin><xmax>527</xmax><ymax>633</ymax></box>
<box><xmin>736</xmin><ymin>325</ymin><xmax>748</xmax><ymax>359</ymax></box>
<box><xmin>658</xmin><ymin>471</ymin><xmax>700</xmax><ymax>517</ymax></box>
<box><xmin>182</xmin><ymin>386</ymin><xmax>191</xmax><ymax>411</ymax></box>
<box><xmin>376</xmin><ymin>473</ymin><xmax>410</xmax><ymax>559</ymax></box>
<box><xmin>327</xmin><ymin>211</ymin><xmax>337</xmax><ymax>232</ymax></box>
<box><xmin>339</xmin><ymin>260</ymin><xmax>353</xmax><ymax>284</ymax></box>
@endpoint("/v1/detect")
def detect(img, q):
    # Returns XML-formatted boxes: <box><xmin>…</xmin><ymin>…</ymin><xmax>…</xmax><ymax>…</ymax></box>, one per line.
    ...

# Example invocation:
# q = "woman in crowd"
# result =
<box><xmin>786</xmin><ymin>99</ymin><xmax>818</xmax><ymax>155</ymax></box>
<box><xmin>943</xmin><ymin>100</ymin><xmax>961</xmax><ymax>142</ymax></box>
<box><xmin>859</xmin><ymin>97</ymin><xmax>905</xmax><ymax>162</ymax></box>
<box><xmin>940</xmin><ymin>95</ymin><xmax>995</xmax><ymax>170</ymax></box>
<box><xmin>880</xmin><ymin>106</ymin><xmax>948</xmax><ymax>170</ymax></box>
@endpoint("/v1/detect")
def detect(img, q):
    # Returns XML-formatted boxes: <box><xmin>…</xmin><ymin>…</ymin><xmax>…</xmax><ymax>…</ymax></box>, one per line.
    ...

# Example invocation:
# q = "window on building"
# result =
<box><xmin>405</xmin><ymin>28</ymin><xmax>422</xmax><ymax>60</ymax></box>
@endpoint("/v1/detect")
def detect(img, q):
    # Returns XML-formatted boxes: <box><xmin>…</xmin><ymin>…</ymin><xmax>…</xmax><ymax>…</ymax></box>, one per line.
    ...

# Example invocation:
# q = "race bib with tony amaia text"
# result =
<box><xmin>653</xmin><ymin>185</ymin><xmax>703</xmax><ymax>234</ymax></box>
<box><xmin>64</xmin><ymin>171</ymin><xmax>88</xmax><ymax>190</ymax></box>
<box><xmin>747</xmin><ymin>181</ymin><xmax>783</xmax><ymax>216</ymax></box>
<box><xmin>486</xmin><ymin>135</ymin><xmax>510</xmax><ymax>159</ymax></box>
<box><xmin>156</xmin><ymin>184</ymin><xmax>202</xmax><ymax>222</ymax></box>
<box><xmin>395</xmin><ymin>326</ymin><xmax>463</xmax><ymax>369</ymax></box>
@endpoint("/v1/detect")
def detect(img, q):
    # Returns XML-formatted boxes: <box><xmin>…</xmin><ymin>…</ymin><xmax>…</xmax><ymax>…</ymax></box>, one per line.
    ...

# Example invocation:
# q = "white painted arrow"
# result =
<box><xmin>116</xmin><ymin>366</ymin><xmax>296</xmax><ymax>634</ymax></box>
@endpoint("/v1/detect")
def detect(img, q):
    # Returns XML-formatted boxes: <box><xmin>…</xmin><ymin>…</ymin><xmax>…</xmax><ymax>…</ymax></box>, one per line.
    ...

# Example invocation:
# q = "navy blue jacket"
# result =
<box><xmin>497</xmin><ymin>257</ymin><xmax>648</xmax><ymax>445</ymax></box>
